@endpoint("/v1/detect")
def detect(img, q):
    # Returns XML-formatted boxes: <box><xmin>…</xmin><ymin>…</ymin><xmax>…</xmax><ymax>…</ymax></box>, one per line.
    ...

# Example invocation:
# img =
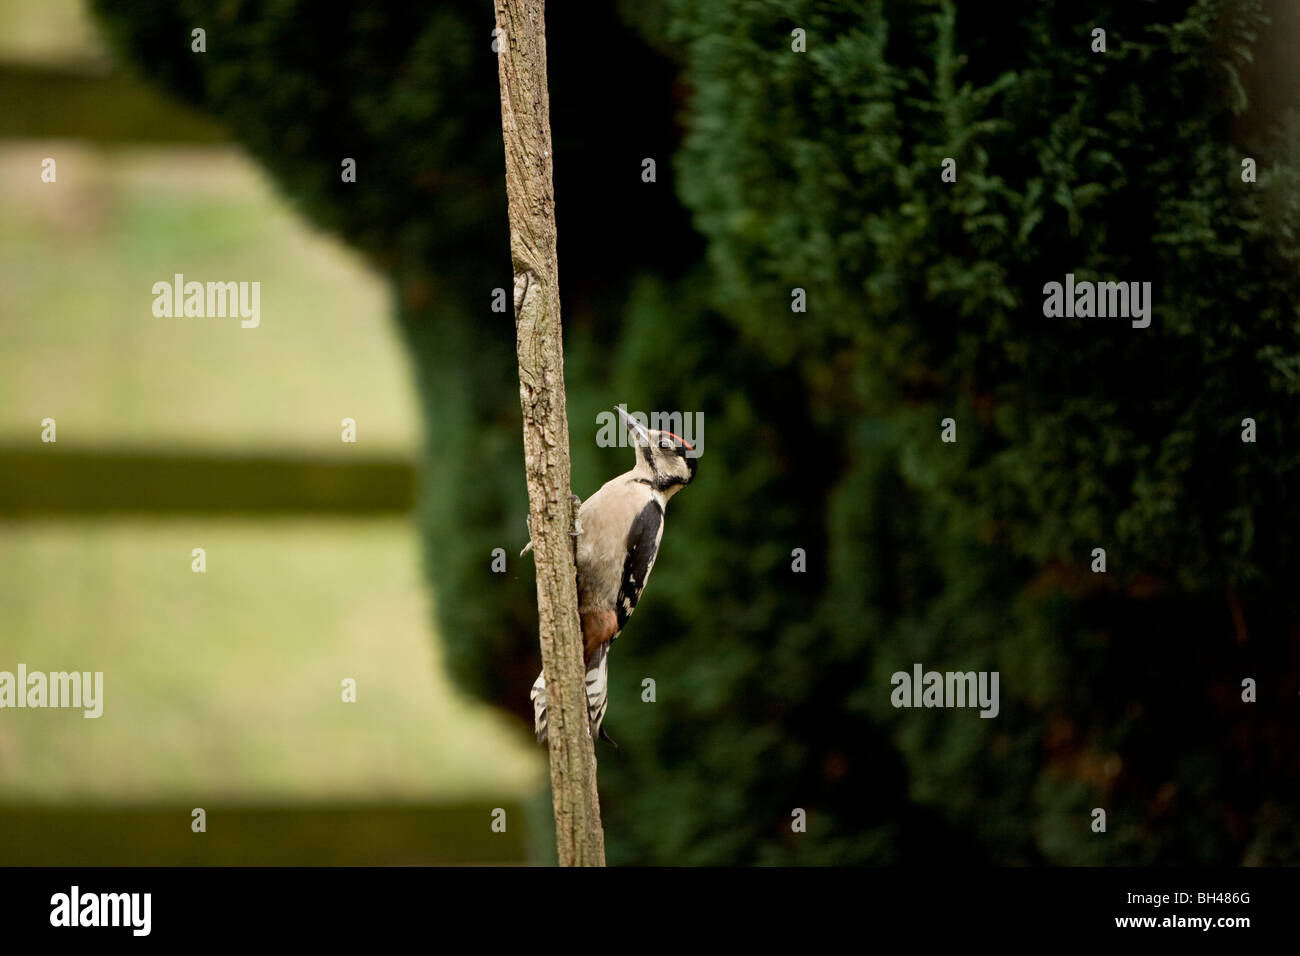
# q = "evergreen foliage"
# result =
<box><xmin>96</xmin><ymin>0</ymin><xmax>1300</xmax><ymax>863</ymax></box>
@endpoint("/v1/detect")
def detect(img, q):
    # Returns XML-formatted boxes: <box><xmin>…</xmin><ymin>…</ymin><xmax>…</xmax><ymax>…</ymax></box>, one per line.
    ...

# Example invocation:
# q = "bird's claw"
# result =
<box><xmin>569</xmin><ymin>493</ymin><xmax>584</xmax><ymax>537</ymax></box>
<box><xmin>520</xmin><ymin>517</ymin><xmax>534</xmax><ymax>557</ymax></box>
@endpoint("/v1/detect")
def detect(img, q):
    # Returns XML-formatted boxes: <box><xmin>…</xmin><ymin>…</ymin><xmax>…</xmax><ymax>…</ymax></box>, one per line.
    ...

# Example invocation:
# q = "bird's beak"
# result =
<box><xmin>616</xmin><ymin>404</ymin><xmax>652</xmax><ymax>446</ymax></box>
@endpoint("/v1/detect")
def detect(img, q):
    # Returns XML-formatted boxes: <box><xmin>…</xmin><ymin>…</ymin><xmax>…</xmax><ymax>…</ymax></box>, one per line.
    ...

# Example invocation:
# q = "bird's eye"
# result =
<box><xmin>659</xmin><ymin>440</ymin><xmax>673</xmax><ymax>449</ymax></box>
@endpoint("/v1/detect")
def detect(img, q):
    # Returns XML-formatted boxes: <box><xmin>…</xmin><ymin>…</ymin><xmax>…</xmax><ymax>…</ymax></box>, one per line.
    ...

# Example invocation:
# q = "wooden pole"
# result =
<box><xmin>494</xmin><ymin>0</ymin><xmax>606</xmax><ymax>866</ymax></box>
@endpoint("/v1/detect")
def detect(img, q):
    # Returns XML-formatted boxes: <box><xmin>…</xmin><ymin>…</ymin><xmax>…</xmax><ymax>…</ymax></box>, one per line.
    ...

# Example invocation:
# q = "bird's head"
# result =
<box><xmin>617</xmin><ymin>405</ymin><xmax>697</xmax><ymax>496</ymax></box>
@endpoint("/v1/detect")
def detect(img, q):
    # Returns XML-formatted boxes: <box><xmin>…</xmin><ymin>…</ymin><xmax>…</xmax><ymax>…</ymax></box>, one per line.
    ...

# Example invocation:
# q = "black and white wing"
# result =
<box><xmin>615</xmin><ymin>499</ymin><xmax>664</xmax><ymax>634</ymax></box>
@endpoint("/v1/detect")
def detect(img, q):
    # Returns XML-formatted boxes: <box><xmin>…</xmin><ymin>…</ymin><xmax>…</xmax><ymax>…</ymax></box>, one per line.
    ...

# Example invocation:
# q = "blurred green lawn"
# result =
<box><xmin>0</xmin><ymin>0</ymin><xmax>104</xmax><ymax>66</ymax></box>
<box><xmin>0</xmin><ymin>0</ymin><xmax>544</xmax><ymax>858</ymax></box>
<box><xmin>0</xmin><ymin>140</ymin><xmax>541</xmax><ymax>808</ymax></box>
<box><xmin>0</xmin><ymin>142</ymin><xmax>417</xmax><ymax>454</ymax></box>
<box><xmin>0</xmin><ymin>518</ymin><xmax>540</xmax><ymax>802</ymax></box>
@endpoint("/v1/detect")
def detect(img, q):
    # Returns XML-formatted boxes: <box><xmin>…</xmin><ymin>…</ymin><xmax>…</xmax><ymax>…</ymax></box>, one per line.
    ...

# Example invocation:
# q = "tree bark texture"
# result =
<box><xmin>494</xmin><ymin>0</ymin><xmax>606</xmax><ymax>866</ymax></box>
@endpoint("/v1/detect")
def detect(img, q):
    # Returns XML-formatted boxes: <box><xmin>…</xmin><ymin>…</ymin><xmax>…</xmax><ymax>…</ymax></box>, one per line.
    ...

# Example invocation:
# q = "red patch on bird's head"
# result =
<box><xmin>662</xmin><ymin>431</ymin><xmax>694</xmax><ymax>451</ymax></box>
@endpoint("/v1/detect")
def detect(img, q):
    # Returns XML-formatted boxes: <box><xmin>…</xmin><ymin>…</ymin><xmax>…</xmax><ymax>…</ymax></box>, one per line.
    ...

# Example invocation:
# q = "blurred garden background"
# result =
<box><xmin>3</xmin><ymin>0</ymin><xmax>1300</xmax><ymax>866</ymax></box>
<box><xmin>0</xmin><ymin>0</ymin><xmax>541</xmax><ymax>864</ymax></box>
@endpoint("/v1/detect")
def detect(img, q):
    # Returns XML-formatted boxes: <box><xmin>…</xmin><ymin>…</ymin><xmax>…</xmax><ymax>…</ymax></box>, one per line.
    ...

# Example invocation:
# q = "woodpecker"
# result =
<box><xmin>528</xmin><ymin>405</ymin><xmax>697</xmax><ymax>746</ymax></box>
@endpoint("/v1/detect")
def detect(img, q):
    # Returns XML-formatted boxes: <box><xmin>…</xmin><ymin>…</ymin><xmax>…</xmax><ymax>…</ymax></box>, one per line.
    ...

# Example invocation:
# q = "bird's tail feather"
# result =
<box><xmin>529</xmin><ymin>670</ymin><xmax>548</xmax><ymax>743</ymax></box>
<box><xmin>531</xmin><ymin>643</ymin><xmax>610</xmax><ymax>745</ymax></box>
<box><xmin>585</xmin><ymin>643</ymin><xmax>610</xmax><ymax>740</ymax></box>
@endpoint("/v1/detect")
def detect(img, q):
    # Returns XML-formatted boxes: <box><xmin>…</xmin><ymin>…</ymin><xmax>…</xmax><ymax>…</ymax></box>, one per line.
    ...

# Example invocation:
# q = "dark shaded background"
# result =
<box><xmin>78</xmin><ymin>0</ymin><xmax>1300</xmax><ymax>864</ymax></box>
